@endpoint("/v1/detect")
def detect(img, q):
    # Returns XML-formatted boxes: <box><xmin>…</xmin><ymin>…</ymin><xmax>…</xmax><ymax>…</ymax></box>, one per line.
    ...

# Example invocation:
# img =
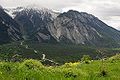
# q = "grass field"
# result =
<box><xmin>0</xmin><ymin>42</ymin><xmax>120</xmax><ymax>80</ymax></box>
<box><xmin>0</xmin><ymin>59</ymin><xmax>120</xmax><ymax>80</ymax></box>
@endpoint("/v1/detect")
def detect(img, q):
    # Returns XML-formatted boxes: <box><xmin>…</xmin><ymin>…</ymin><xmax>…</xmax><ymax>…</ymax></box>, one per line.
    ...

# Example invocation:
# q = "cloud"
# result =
<box><xmin>61</xmin><ymin>0</ymin><xmax>120</xmax><ymax>30</ymax></box>
<box><xmin>0</xmin><ymin>0</ymin><xmax>120</xmax><ymax>30</ymax></box>
<box><xmin>0</xmin><ymin>0</ymin><xmax>83</xmax><ymax>9</ymax></box>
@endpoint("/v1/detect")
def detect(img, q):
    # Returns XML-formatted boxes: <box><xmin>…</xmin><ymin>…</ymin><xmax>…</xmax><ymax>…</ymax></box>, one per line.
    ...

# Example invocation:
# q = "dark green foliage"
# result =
<box><xmin>0</xmin><ymin>42</ymin><xmax>120</xmax><ymax>64</ymax></box>
<box><xmin>64</xmin><ymin>71</ymin><xmax>77</xmax><ymax>78</ymax></box>
<box><xmin>100</xmin><ymin>70</ymin><xmax>108</xmax><ymax>77</ymax></box>
<box><xmin>11</xmin><ymin>54</ymin><xmax>23</xmax><ymax>62</ymax></box>
<box><xmin>0</xmin><ymin>42</ymin><xmax>97</xmax><ymax>63</ymax></box>
<box><xmin>41</xmin><ymin>59</ymin><xmax>59</xmax><ymax>66</ymax></box>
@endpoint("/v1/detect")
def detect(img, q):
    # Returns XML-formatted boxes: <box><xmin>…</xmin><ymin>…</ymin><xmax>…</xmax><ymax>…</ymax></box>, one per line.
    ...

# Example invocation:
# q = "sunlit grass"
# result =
<box><xmin>0</xmin><ymin>59</ymin><xmax>119</xmax><ymax>80</ymax></box>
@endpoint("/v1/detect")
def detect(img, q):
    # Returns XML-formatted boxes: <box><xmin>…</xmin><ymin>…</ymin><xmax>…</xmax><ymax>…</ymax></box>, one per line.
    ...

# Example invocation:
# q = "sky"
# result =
<box><xmin>0</xmin><ymin>0</ymin><xmax>120</xmax><ymax>30</ymax></box>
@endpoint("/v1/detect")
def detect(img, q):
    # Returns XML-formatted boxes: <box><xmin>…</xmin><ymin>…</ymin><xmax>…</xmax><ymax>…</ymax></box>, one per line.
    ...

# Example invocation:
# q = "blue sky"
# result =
<box><xmin>0</xmin><ymin>0</ymin><xmax>120</xmax><ymax>30</ymax></box>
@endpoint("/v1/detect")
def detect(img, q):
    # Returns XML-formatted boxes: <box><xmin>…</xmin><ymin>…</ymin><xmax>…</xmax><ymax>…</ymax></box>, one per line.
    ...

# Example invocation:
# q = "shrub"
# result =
<box><xmin>99</xmin><ymin>69</ymin><xmax>108</xmax><ymax>77</ymax></box>
<box><xmin>19</xmin><ymin>59</ymin><xmax>44</xmax><ymax>70</ymax></box>
<box><xmin>64</xmin><ymin>71</ymin><xmax>77</xmax><ymax>78</ymax></box>
<box><xmin>62</xmin><ymin>62</ymin><xmax>80</xmax><ymax>68</ymax></box>
<box><xmin>0</xmin><ymin>63</ymin><xmax>11</xmax><ymax>72</ymax></box>
<box><xmin>41</xmin><ymin>59</ymin><xmax>59</xmax><ymax>66</ymax></box>
<box><xmin>109</xmin><ymin>54</ymin><xmax>120</xmax><ymax>62</ymax></box>
<box><xmin>11</xmin><ymin>54</ymin><xmax>23</xmax><ymax>62</ymax></box>
<box><xmin>0</xmin><ymin>62</ymin><xmax>16</xmax><ymax>73</ymax></box>
<box><xmin>81</xmin><ymin>55</ymin><xmax>92</xmax><ymax>64</ymax></box>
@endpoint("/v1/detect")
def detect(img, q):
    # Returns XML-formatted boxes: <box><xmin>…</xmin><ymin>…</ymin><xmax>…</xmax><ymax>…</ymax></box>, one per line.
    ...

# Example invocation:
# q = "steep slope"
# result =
<box><xmin>14</xmin><ymin>7</ymin><xmax>59</xmax><ymax>42</ymax></box>
<box><xmin>4</xmin><ymin>6</ymin><xmax>120</xmax><ymax>47</ymax></box>
<box><xmin>4</xmin><ymin>7</ymin><xmax>24</xmax><ymax>18</ymax></box>
<box><xmin>0</xmin><ymin>7</ymin><xmax>22</xmax><ymax>44</ymax></box>
<box><xmin>48</xmin><ymin>10</ymin><xmax>120</xmax><ymax>46</ymax></box>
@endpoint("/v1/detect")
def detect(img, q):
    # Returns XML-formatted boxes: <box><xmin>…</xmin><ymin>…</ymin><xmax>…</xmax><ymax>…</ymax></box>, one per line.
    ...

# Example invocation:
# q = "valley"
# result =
<box><xmin>0</xmin><ymin>4</ymin><xmax>120</xmax><ymax>80</ymax></box>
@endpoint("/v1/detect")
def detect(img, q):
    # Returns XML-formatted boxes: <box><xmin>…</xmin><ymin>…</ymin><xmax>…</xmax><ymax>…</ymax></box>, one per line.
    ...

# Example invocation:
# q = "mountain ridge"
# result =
<box><xmin>0</xmin><ymin>7</ymin><xmax>22</xmax><ymax>44</ymax></box>
<box><xmin>1</xmin><ymin>6</ymin><xmax>120</xmax><ymax>47</ymax></box>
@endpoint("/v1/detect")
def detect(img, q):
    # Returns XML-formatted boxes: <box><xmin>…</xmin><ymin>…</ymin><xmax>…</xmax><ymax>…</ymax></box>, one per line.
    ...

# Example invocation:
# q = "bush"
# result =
<box><xmin>0</xmin><ymin>62</ymin><xmax>17</xmax><ymax>73</ymax></box>
<box><xmin>0</xmin><ymin>63</ymin><xmax>11</xmax><ymax>72</ymax></box>
<box><xmin>19</xmin><ymin>59</ymin><xmax>43</xmax><ymax>70</ymax></box>
<box><xmin>99</xmin><ymin>69</ymin><xmax>108</xmax><ymax>77</ymax></box>
<box><xmin>62</xmin><ymin>62</ymin><xmax>80</xmax><ymax>68</ymax></box>
<box><xmin>109</xmin><ymin>54</ymin><xmax>120</xmax><ymax>61</ymax></box>
<box><xmin>64</xmin><ymin>71</ymin><xmax>77</xmax><ymax>78</ymax></box>
<box><xmin>11</xmin><ymin>54</ymin><xmax>23</xmax><ymax>62</ymax></box>
<box><xmin>81</xmin><ymin>55</ymin><xmax>92</xmax><ymax>64</ymax></box>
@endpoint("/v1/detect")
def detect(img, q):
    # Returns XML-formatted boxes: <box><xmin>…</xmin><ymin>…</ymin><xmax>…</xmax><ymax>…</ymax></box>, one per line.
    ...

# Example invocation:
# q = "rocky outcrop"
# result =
<box><xmin>48</xmin><ymin>10</ymin><xmax>120</xmax><ymax>46</ymax></box>
<box><xmin>0</xmin><ymin>7</ymin><xmax>22</xmax><ymax>44</ymax></box>
<box><xmin>14</xmin><ymin>7</ymin><xmax>59</xmax><ymax>42</ymax></box>
<box><xmin>4</xmin><ymin>7</ymin><xmax>120</xmax><ymax>47</ymax></box>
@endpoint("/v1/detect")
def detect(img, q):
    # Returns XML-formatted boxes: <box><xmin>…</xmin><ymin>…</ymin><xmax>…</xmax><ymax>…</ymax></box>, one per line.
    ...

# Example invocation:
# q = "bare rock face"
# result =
<box><xmin>4</xmin><ymin>7</ymin><xmax>24</xmax><ymax>19</ymax></box>
<box><xmin>13</xmin><ymin>7</ymin><xmax>59</xmax><ymax>42</ymax></box>
<box><xmin>48</xmin><ymin>10</ymin><xmax>120</xmax><ymax>46</ymax></box>
<box><xmin>0</xmin><ymin>8</ymin><xmax>22</xmax><ymax>44</ymax></box>
<box><xmin>4</xmin><ymin>6</ymin><xmax>120</xmax><ymax>47</ymax></box>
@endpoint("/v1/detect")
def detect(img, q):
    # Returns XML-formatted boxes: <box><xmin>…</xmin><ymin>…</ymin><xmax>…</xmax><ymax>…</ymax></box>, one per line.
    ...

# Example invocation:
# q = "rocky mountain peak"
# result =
<box><xmin>48</xmin><ymin>10</ymin><xmax>120</xmax><ymax>46</ymax></box>
<box><xmin>5</xmin><ymin>6</ymin><xmax>60</xmax><ymax>19</ymax></box>
<box><xmin>0</xmin><ymin>7</ymin><xmax>22</xmax><ymax>44</ymax></box>
<box><xmin>4</xmin><ymin>7</ymin><xmax>24</xmax><ymax>18</ymax></box>
<box><xmin>1</xmin><ymin>5</ymin><xmax>120</xmax><ymax>47</ymax></box>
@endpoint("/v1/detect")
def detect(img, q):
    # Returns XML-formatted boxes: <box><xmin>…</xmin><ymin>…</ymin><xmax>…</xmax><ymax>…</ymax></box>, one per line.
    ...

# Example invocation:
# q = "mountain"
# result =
<box><xmin>6</xmin><ymin>6</ymin><xmax>59</xmax><ymax>42</ymax></box>
<box><xmin>0</xmin><ymin>7</ymin><xmax>22</xmax><ymax>44</ymax></box>
<box><xmin>4</xmin><ymin>7</ymin><xmax>24</xmax><ymax>18</ymax></box>
<box><xmin>48</xmin><ymin>10</ymin><xmax>120</xmax><ymax>46</ymax></box>
<box><xmin>4</xmin><ymin>6</ymin><xmax>120</xmax><ymax>47</ymax></box>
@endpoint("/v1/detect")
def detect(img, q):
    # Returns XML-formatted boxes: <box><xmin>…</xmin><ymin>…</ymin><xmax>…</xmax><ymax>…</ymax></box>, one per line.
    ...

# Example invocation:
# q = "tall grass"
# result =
<box><xmin>0</xmin><ymin>59</ymin><xmax>119</xmax><ymax>80</ymax></box>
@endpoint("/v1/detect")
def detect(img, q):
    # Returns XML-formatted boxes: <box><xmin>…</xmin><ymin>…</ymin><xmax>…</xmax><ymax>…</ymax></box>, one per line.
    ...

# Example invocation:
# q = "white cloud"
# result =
<box><xmin>61</xmin><ymin>0</ymin><xmax>120</xmax><ymax>30</ymax></box>
<box><xmin>0</xmin><ymin>0</ymin><xmax>120</xmax><ymax>30</ymax></box>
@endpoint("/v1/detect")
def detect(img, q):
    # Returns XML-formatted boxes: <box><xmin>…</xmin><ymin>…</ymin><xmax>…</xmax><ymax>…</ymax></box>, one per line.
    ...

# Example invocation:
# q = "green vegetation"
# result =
<box><xmin>0</xmin><ymin>59</ymin><xmax>119</xmax><ymax>80</ymax></box>
<box><xmin>81</xmin><ymin>55</ymin><xmax>92</xmax><ymax>64</ymax></box>
<box><xmin>0</xmin><ymin>42</ymin><xmax>120</xmax><ymax>80</ymax></box>
<box><xmin>0</xmin><ymin>42</ymin><xmax>120</xmax><ymax>64</ymax></box>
